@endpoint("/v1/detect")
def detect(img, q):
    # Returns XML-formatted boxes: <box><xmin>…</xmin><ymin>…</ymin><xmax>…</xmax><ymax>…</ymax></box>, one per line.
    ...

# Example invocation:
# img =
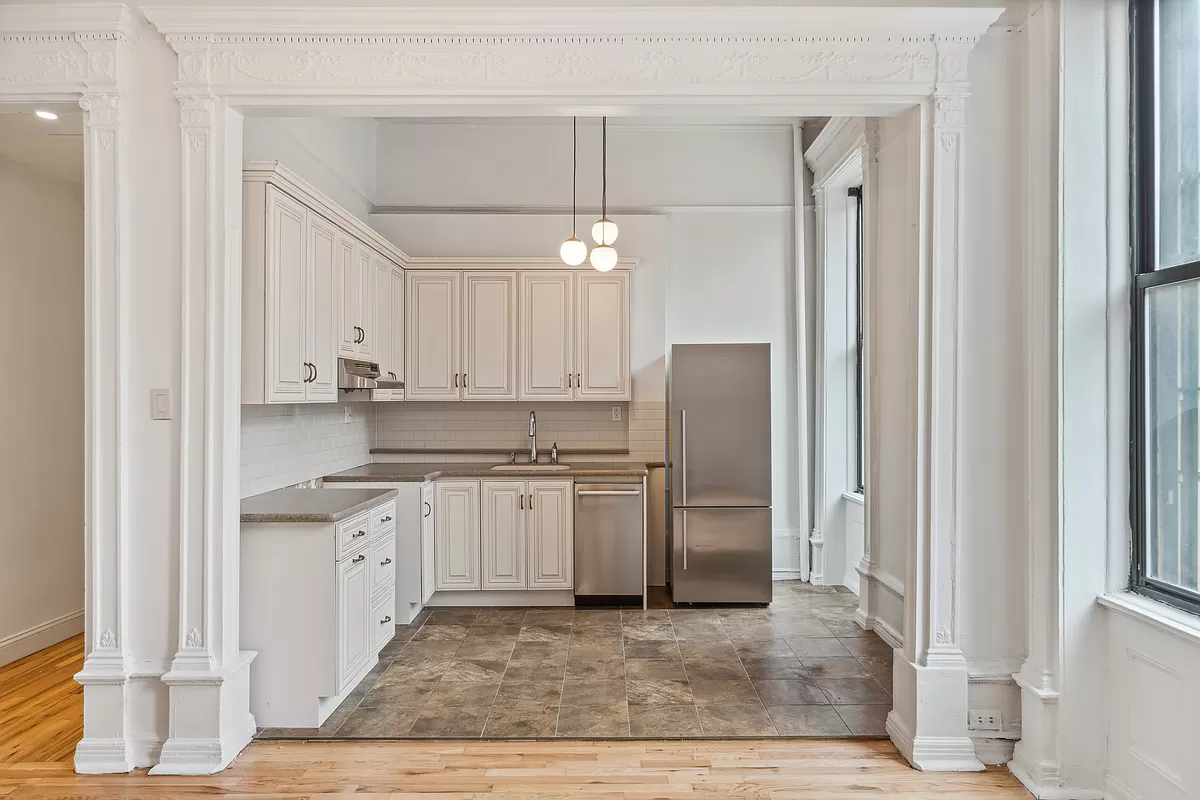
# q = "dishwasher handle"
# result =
<box><xmin>576</xmin><ymin>489</ymin><xmax>642</xmax><ymax>496</ymax></box>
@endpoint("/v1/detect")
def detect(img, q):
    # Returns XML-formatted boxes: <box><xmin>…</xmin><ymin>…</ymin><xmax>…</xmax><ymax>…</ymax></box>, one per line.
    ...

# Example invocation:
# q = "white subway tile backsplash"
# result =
<box><xmin>240</xmin><ymin>403</ymin><xmax>375</xmax><ymax>498</ymax></box>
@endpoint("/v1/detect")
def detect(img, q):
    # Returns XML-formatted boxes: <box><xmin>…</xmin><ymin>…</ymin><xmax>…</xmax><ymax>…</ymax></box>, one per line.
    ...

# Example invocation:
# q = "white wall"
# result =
<box><xmin>373</xmin><ymin>121</ymin><xmax>802</xmax><ymax>568</ymax></box>
<box><xmin>0</xmin><ymin>155</ymin><xmax>85</xmax><ymax>665</ymax></box>
<box><xmin>242</xmin><ymin>117</ymin><xmax>377</xmax><ymax>220</ymax></box>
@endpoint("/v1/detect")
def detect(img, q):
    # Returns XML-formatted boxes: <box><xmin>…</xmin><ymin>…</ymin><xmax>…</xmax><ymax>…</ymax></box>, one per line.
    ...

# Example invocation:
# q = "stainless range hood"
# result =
<box><xmin>338</xmin><ymin>358</ymin><xmax>380</xmax><ymax>390</ymax></box>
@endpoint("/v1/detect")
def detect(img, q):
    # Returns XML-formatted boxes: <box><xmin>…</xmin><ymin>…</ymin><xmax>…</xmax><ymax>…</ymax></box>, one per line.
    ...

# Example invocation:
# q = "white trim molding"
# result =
<box><xmin>0</xmin><ymin>611</ymin><xmax>85</xmax><ymax>668</ymax></box>
<box><xmin>0</xmin><ymin>2</ymin><xmax>142</xmax><ymax>775</ymax></box>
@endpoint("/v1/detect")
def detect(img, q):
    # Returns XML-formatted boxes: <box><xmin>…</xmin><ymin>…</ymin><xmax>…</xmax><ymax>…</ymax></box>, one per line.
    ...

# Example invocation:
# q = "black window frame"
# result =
<box><xmin>1130</xmin><ymin>0</ymin><xmax>1200</xmax><ymax>615</ymax></box>
<box><xmin>849</xmin><ymin>185</ymin><xmax>865</xmax><ymax>496</ymax></box>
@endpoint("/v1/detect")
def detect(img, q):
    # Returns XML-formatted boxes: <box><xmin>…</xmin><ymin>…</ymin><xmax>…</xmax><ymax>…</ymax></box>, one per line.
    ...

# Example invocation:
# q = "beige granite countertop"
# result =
<box><xmin>240</xmin><ymin>487</ymin><xmax>398</xmax><ymax>523</ymax></box>
<box><xmin>323</xmin><ymin>462</ymin><xmax>650</xmax><ymax>483</ymax></box>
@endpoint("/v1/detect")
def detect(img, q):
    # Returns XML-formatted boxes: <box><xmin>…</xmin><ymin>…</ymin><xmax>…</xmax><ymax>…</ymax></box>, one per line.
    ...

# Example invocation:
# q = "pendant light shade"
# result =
<box><xmin>592</xmin><ymin>117</ymin><xmax>619</xmax><ymax>270</ymax></box>
<box><xmin>590</xmin><ymin>244</ymin><xmax>618</xmax><ymax>272</ymax></box>
<box><xmin>560</xmin><ymin>117</ymin><xmax>586</xmax><ymax>265</ymax></box>
<box><xmin>560</xmin><ymin>237</ymin><xmax>587</xmax><ymax>265</ymax></box>
<box><xmin>591</xmin><ymin>217</ymin><xmax>618</xmax><ymax>246</ymax></box>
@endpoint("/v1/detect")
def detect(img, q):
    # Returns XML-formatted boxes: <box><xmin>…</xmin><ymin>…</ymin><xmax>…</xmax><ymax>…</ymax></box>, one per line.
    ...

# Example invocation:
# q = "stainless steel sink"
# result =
<box><xmin>490</xmin><ymin>464</ymin><xmax>571</xmax><ymax>472</ymax></box>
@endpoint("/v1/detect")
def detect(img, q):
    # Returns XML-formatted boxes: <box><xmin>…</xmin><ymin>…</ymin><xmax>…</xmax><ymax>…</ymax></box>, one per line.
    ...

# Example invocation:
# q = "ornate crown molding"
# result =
<box><xmin>143</xmin><ymin>5</ymin><xmax>1002</xmax><ymax>100</ymax></box>
<box><xmin>0</xmin><ymin>4</ymin><xmax>140</xmax><ymax>96</ymax></box>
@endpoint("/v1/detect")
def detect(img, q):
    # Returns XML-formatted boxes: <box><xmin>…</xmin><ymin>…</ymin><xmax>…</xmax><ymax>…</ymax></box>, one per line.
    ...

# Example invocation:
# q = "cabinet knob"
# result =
<box><xmin>380</xmin><ymin>616</ymin><xmax>392</xmax><ymax>625</ymax></box>
<box><xmin>352</xmin><ymin>554</ymin><xmax>366</xmax><ymax>564</ymax></box>
<box><xmin>381</xmin><ymin>557</ymin><xmax>392</xmax><ymax>566</ymax></box>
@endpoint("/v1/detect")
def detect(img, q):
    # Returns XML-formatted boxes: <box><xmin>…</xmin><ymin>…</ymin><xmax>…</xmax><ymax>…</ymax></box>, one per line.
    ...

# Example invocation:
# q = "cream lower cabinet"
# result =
<box><xmin>479</xmin><ymin>479</ymin><xmax>573</xmax><ymax>591</ymax></box>
<box><xmin>420</xmin><ymin>482</ymin><xmax>436</xmax><ymax>602</ymax></box>
<box><xmin>337</xmin><ymin>546</ymin><xmax>372</xmax><ymax>687</ymax></box>
<box><xmin>434</xmin><ymin>480</ymin><xmax>481</xmax><ymax>589</ymax></box>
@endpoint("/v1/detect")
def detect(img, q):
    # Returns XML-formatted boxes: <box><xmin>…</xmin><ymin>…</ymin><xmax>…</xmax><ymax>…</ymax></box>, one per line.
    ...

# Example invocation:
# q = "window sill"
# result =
<box><xmin>1097</xmin><ymin>591</ymin><xmax>1200</xmax><ymax>646</ymax></box>
<box><xmin>842</xmin><ymin>492</ymin><xmax>865</xmax><ymax>507</ymax></box>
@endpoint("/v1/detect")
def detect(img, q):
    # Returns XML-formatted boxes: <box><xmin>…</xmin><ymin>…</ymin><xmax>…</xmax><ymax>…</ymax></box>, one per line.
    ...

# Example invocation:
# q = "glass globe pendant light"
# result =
<box><xmin>560</xmin><ymin>117</ymin><xmax>587</xmax><ymax>265</ymax></box>
<box><xmin>590</xmin><ymin>116</ymin><xmax>618</xmax><ymax>272</ymax></box>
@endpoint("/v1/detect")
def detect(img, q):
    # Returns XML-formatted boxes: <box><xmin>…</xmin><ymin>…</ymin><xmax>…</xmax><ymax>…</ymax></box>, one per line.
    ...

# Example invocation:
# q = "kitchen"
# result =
<box><xmin>235</xmin><ymin>116</ymin><xmax>882</xmax><ymax>740</ymax></box>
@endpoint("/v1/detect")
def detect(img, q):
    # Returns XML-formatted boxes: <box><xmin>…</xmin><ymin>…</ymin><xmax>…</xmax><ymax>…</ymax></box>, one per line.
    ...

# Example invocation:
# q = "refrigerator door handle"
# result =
<box><xmin>577</xmin><ymin>490</ymin><xmax>642</xmax><ymax>496</ymax></box>
<box><xmin>680</xmin><ymin>409</ymin><xmax>688</xmax><ymax>505</ymax></box>
<box><xmin>681</xmin><ymin>510</ymin><xmax>687</xmax><ymax>570</ymax></box>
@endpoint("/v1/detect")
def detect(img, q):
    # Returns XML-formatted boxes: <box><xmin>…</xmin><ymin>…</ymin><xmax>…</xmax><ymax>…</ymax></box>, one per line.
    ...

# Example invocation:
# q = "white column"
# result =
<box><xmin>808</xmin><ymin>183</ymin><xmax>828</xmax><ymax>586</ymax></box>
<box><xmin>886</xmin><ymin>39</ymin><xmax>983</xmax><ymax>772</ymax></box>
<box><xmin>792</xmin><ymin>121</ymin><xmax>813</xmax><ymax>584</ymax></box>
<box><xmin>72</xmin><ymin>22</ymin><xmax>139</xmax><ymax>775</ymax></box>
<box><xmin>152</xmin><ymin>37</ymin><xmax>255</xmax><ymax>776</ymax></box>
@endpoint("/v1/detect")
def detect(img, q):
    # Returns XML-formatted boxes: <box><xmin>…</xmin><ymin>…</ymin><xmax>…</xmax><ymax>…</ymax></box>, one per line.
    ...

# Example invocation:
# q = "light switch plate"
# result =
<box><xmin>151</xmin><ymin>388</ymin><xmax>172</xmax><ymax>420</ymax></box>
<box><xmin>611</xmin><ymin>405</ymin><xmax>622</xmax><ymax>422</ymax></box>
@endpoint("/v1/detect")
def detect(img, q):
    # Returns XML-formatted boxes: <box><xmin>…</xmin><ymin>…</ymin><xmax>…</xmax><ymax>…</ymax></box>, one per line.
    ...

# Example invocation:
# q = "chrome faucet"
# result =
<box><xmin>528</xmin><ymin>411</ymin><xmax>538</xmax><ymax>464</ymax></box>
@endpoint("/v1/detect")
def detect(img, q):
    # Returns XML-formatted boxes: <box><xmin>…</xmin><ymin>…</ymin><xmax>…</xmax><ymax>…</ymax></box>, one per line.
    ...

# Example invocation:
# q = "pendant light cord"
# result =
<box><xmin>571</xmin><ymin>116</ymin><xmax>577</xmax><ymax>238</ymax></box>
<box><xmin>601</xmin><ymin>117</ymin><xmax>608</xmax><ymax>243</ymax></box>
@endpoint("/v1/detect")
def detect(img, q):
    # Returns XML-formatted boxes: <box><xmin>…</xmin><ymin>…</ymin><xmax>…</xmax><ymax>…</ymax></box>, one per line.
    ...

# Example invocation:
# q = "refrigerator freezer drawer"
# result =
<box><xmin>671</xmin><ymin>507</ymin><xmax>771</xmax><ymax>604</ymax></box>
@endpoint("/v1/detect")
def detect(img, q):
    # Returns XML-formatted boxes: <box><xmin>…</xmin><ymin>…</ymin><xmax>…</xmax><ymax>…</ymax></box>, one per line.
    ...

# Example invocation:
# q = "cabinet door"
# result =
<box><xmin>481</xmin><ymin>480</ymin><xmax>526</xmax><ymax>589</ymax></box>
<box><xmin>372</xmin><ymin>251</ymin><xmax>392</xmax><ymax>385</ymax></box>
<box><xmin>265</xmin><ymin>187</ymin><xmax>307</xmax><ymax>403</ymax></box>
<box><xmin>527</xmin><ymin>480</ymin><xmax>574</xmax><ymax>589</ymax></box>
<box><xmin>356</xmin><ymin>244</ymin><xmax>376</xmax><ymax>359</ymax></box>
<box><xmin>463</xmin><ymin>271</ymin><xmax>517</xmax><ymax>400</ymax></box>
<box><xmin>575</xmin><ymin>271</ymin><xmax>630</xmax><ymax>400</ymax></box>
<box><xmin>420</xmin><ymin>483</ymin><xmax>436</xmax><ymax>602</ymax></box>
<box><xmin>337</xmin><ymin>552</ymin><xmax>372</xmax><ymax>691</ymax></box>
<box><xmin>435</xmin><ymin>480</ymin><xmax>480</xmax><ymax>590</ymax></box>
<box><xmin>519</xmin><ymin>271</ymin><xmax>573</xmax><ymax>401</ymax></box>
<box><xmin>335</xmin><ymin>231</ymin><xmax>358</xmax><ymax>358</ymax></box>
<box><xmin>406</xmin><ymin>271</ymin><xmax>461</xmax><ymax>400</ymax></box>
<box><xmin>389</xmin><ymin>265</ymin><xmax>405</xmax><ymax>393</ymax></box>
<box><xmin>305</xmin><ymin>213</ymin><xmax>338</xmax><ymax>401</ymax></box>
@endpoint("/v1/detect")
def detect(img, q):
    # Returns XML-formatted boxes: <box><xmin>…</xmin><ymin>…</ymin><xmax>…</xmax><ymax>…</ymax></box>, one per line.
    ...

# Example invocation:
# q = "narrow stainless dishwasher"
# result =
<box><xmin>574</xmin><ymin>480</ymin><xmax>644</xmax><ymax>598</ymax></box>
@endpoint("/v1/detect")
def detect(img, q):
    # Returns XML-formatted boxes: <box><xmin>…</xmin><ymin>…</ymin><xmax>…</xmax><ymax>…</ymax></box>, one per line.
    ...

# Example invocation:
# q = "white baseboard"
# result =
<box><xmin>427</xmin><ymin>589</ymin><xmax>574</xmax><ymax>606</ymax></box>
<box><xmin>0</xmin><ymin>610</ymin><xmax>83</xmax><ymax>667</ymax></box>
<box><xmin>872</xmin><ymin>616</ymin><xmax>903</xmax><ymax>649</ymax></box>
<box><xmin>1104</xmin><ymin>776</ymin><xmax>1145</xmax><ymax>800</ymax></box>
<box><xmin>1007</xmin><ymin>751</ymin><xmax>1107</xmax><ymax>800</ymax></box>
<box><xmin>772</xmin><ymin>569</ymin><xmax>803</xmax><ymax>581</ymax></box>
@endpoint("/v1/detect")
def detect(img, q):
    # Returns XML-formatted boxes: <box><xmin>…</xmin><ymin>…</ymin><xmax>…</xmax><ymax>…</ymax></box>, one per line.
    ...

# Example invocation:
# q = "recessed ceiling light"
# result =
<box><xmin>34</xmin><ymin>110</ymin><xmax>59</xmax><ymax>121</ymax></box>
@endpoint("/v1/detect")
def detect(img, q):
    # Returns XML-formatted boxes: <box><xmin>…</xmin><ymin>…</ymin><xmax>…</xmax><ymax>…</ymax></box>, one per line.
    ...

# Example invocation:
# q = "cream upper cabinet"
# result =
<box><xmin>519</xmin><ymin>271</ymin><xmax>574</xmax><ymax>401</ymax></box>
<box><xmin>480</xmin><ymin>480</ymin><xmax>526</xmax><ymax>589</ymax></box>
<box><xmin>575</xmin><ymin>271</ymin><xmax>631</xmax><ymax>400</ymax></box>
<box><xmin>371</xmin><ymin>251</ymin><xmax>393</xmax><ymax>394</ymax></box>
<box><xmin>463</xmin><ymin>271</ymin><xmax>517</xmax><ymax>401</ymax></box>
<box><xmin>260</xmin><ymin>186</ymin><xmax>307</xmax><ymax>403</ymax></box>
<box><xmin>386</xmin><ymin>264</ymin><xmax>406</xmax><ymax>396</ymax></box>
<box><xmin>243</xmin><ymin>163</ymin><xmax>410</xmax><ymax>405</ymax></box>
<box><xmin>335</xmin><ymin>232</ymin><xmax>358</xmax><ymax>358</ymax></box>
<box><xmin>305</xmin><ymin>213</ymin><xmax>339</xmax><ymax>401</ymax></box>
<box><xmin>434</xmin><ymin>480</ymin><xmax>480</xmax><ymax>590</ymax></box>
<box><xmin>355</xmin><ymin>244</ymin><xmax>377</xmax><ymax>360</ymax></box>
<box><xmin>406</xmin><ymin>271</ymin><xmax>461</xmax><ymax>400</ymax></box>
<box><xmin>527</xmin><ymin>480</ymin><xmax>574</xmax><ymax>590</ymax></box>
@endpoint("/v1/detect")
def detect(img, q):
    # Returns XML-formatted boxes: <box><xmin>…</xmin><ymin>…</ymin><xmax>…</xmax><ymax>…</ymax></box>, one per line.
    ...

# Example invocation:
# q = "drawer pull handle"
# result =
<box><xmin>381</xmin><ymin>557</ymin><xmax>392</xmax><ymax>566</ymax></box>
<box><xmin>424</xmin><ymin>502</ymin><xmax>431</xmax><ymax>517</ymax></box>
<box><xmin>352</xmin><ymin>554</ymin><xmax>366</xmax><ymax>564</ymax></box>
<box><xmin>381</xmin><ymin>515</ymin><xmax>392</xmax><ymax>523</ymax></box>
<box><xmin>353</xmin><ymin>530</ymin><xmax>366</xmax><ymax>538</ymax></box>
<box><xmin>380</xmin><ymin>616</ymin><xmax>392</xmax><ymax>625</ymax></box>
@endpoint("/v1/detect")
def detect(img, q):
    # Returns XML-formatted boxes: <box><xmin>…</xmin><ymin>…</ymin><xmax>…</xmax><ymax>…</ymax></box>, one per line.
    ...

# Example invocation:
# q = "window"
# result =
<box><xmin>849</xmin><ymin>185</ymin><xmax>865</xmax><ymax>495</ymax></box>
<box><xmin>1132</xmin><ymin>0</ymin><xmax>1200</xmax><ymax>614</ymax></box>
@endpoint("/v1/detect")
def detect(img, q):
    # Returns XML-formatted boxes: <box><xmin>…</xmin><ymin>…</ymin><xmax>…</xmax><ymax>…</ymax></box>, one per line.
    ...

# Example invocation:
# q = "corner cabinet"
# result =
<box><xmin>243</xmin><ymin>162</ymin><xmax>409</xmax><ymax>405</ymax></box>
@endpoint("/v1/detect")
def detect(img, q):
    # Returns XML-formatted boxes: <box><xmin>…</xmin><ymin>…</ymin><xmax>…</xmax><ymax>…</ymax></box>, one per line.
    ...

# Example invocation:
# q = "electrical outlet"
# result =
<box><xmin>969</xmin><ymin>709</ymin><xmax>1003</xmax><ymax>731</ymax></box>
<box><xmin>344</xmin><ymin>406</ymin><xmax>353</xmax><ymax>424</ymax></box>
<box><xmin>611</xmin><ymin>405</ymin><xmax>622</xmax><ymax>422</ymax></box>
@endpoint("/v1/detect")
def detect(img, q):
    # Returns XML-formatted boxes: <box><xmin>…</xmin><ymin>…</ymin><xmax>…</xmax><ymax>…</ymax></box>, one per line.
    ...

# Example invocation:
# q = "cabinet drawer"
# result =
<box><xmin>371</xmin><ymin>501</ymin><xmax>397</xmax><ymax>537</ymax></box>
<box><xmin>372</xmin><ymin>590</ymin><xmax>396</xmax><ymax>653</ymax></box>
<box><xmin>336</xmin><ymin>511</ymin><xmax>371</xmax><ymax>560</ymax></box>
<box><xmin>371</xmin><ymin>532</ymin><xmax>396</xmax><ymax>599</ymax></box>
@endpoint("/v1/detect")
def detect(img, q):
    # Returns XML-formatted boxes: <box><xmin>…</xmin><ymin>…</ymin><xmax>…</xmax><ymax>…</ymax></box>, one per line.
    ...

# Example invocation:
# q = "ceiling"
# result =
<box><xmin>0</xmin><ymin>108</ymin><xmax>84</xmax><ymax>185</ymax></box>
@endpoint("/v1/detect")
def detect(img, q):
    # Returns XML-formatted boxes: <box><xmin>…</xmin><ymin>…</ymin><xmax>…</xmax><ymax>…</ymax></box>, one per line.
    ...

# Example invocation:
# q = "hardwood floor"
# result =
<box><xmin>0</xmin><ymin>637</ymin><xmax>1033</xmax><ymax>798</ymax></box>
<box><xmin>0</xmin><ymin>635</ymin><xmax>83</xmax><ymax>764</ymax></box>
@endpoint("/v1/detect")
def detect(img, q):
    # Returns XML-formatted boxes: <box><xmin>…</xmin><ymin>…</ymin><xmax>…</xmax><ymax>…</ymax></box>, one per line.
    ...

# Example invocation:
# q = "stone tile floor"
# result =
<box><xmin>257</xmin><ymin>581</ymin><xmax>893</xmax><ymax>740</ymax></box>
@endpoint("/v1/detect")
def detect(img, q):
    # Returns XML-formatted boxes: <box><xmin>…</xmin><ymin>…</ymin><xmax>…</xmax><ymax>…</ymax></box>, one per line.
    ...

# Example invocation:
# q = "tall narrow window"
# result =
<box><xmin>1132</xmin><ymin>0</ymin><xmax>1200</xmax><ymax>614</ymax></box>
<box><xmin>849</xmin><ymin>185</ymin><xmax>865</xmax><ymax>495</ymax></box>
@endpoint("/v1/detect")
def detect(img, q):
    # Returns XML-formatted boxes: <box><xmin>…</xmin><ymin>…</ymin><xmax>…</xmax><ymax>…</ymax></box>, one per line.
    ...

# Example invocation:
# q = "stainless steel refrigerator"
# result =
<box><xmin>668</xmin><ymin>343</ymin><xmax>773</xmax><ymax>604</ymax></box>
